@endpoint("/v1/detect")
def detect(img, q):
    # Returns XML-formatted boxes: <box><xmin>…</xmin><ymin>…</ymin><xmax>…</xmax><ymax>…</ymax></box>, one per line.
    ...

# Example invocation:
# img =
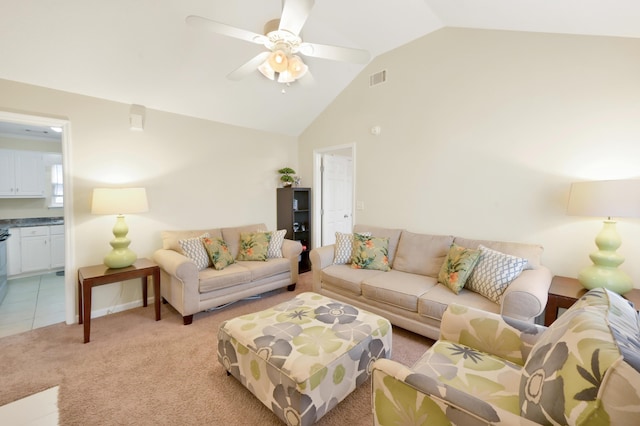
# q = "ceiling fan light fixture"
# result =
<box><xmin>258</xmin><ymin>61</ymin><xmax>275</xmax><ymax>80</ymax></box>
<box><xmin>277</xmin><ymin>70</ymin><xmax>295</xmax><ymax>84</ymax></box>
<box><xmin>268</xmin><ymin>49</ymin><xmax>288</xmax><ymax>73</ymax></box>
<box><xmin>287</xmin><ymin>55</ymin><xmax>308</xmax><ymax>80</ymax></box>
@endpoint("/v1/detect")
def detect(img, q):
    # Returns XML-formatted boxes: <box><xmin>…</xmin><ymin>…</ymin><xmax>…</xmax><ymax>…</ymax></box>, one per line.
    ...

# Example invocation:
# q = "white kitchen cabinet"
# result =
<box><xmin>0</xmin><ymin>149</ymin><xmax>45</xmax><ymax>198</ymax></box>
<box><xmin>50</xmin><ymin>225</ymin><xmax>65</xmax><ymax>269</ymax></box>
<box><xmin>7</xmin><ymin>224</ymin><xmax>65</xmax><ymax>276</ymax></box>
<box><xmin>6</xmin><ymin>228</ymin><xmax>21</xmax><ymax>276</ymax></box>
<box><xmin>20</xmin><ymin>226</ymin><xmax>50</xmax><ymax>273</ymax></box>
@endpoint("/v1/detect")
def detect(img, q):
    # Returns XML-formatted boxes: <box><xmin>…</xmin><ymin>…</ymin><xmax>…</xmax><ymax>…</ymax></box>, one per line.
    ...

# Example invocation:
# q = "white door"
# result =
<box><xmin>321</xmin><ymin>154</ymin><xmax>353</xmax><ymax>245</ymax></box>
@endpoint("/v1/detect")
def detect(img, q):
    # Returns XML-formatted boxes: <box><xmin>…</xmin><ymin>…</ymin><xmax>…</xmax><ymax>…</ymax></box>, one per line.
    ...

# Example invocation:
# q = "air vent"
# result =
<box><xmin>369</xmin><ymin>70</ymin><xmax>387</xmax><ymax>87</ymax></box>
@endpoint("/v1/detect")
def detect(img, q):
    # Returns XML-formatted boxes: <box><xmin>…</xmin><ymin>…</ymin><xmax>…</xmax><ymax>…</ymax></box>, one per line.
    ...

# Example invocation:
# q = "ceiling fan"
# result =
<box><xmin>186</xmin><ymin>0</ymin><xmax>370</xmax><ymax>85</ymax></box>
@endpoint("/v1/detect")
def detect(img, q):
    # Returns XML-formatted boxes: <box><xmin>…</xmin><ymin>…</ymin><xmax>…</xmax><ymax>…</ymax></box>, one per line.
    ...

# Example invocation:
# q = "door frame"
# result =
<box><xmin>312</xmin><ymin>143</ymin><xmax>356</xmax><ymax>249</ymax></box>
<box><xmin>0</xmin><ymin>110</ymin><xmax>75</xmax><ymax>325</ymax></box>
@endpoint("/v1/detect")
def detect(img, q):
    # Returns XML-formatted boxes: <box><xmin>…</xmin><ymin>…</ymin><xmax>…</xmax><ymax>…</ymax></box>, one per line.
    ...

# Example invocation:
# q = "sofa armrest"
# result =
<box><xmin>309</xmin><ymin>245</ymin><xmax>335</xmax><ymax>270</ymax></box>
<box><xmin>281</xmin><ymin>239</ymin><xmax>303</xmax><ymax>259</ymax></box>
<box><xmin>153</xmin><ymin>249</ymin><xmax>199</xmax><ymax>283</ymax></box>
<box><xmin>372</xmin><ymin>358</ymin><xmax>539</xmax><ymax>426</ymax></box>
<box><xmin>440</xmin><ymin>304</ymin><xmax>547</xmax><ymax>365</ymax></box>
<box><xmin>501</xmin><ymin>266</ymin><xmax>552</xmax><ymax>321</ymax></box>
<box><xmin>309</xmin><ymin>245</ymin><xmax>335</xmax><ymax>293</ymax></box>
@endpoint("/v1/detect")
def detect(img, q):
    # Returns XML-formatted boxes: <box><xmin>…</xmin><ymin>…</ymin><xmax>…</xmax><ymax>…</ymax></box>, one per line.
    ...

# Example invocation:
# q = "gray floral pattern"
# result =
<box><xmin>218</xmin><ymin>292</ymin><xmax>392</xmax><ymax>426</ymax></box>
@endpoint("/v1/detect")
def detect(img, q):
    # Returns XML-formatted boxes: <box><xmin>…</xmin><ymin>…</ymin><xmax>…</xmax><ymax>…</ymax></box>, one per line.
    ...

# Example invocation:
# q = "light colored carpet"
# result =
<box><xmin>0</xmin><ymin>272</ymin><xmax>433</xmax><ymax>425</ymax></box>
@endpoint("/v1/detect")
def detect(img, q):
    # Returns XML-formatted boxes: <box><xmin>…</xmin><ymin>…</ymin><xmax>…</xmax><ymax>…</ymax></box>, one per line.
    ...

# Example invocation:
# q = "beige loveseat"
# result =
<box><xmin>153</xmin><ymin>223</ymin><xmax>302</xmax><ymax>324</ymax></box>
<box><xmin>310</xmin><ymin>225</ymin><xmax>552</xmax><ymax>340</ymax></box>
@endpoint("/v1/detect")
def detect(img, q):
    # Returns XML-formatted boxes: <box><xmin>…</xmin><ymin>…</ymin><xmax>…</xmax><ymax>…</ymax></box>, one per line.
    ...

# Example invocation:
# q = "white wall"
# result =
<box><xmin>0</xmin><ymin>78</ymin><xmax>298</xmax><ymax>315</ymax></box>
<box><xmin>299</xmin><ymin>28</ymin><xmax>640</xmax><ymax>288</ymax></box>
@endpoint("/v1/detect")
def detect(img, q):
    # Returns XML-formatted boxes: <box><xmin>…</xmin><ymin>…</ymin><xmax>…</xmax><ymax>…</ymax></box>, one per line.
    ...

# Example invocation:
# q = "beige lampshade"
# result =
<box><xmin>91</xmin><ymin>188</ymin><xmax>149</xmax><ymax>215</ymax></box>
<box><xmin>567</xmin><ymin>180</ymin><xmax>640</xmax><ymax>219</ymax></box>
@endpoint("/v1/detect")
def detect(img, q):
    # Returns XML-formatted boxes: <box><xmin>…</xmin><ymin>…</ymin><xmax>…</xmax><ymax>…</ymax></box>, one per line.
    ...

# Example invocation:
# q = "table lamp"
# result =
<box><xmin>91</xmin><ymin>187</ymin><xmax>149</xmax><ymax>268</ymax></box>
<box><xmin>567</xmin><ymin>179</ymin><xmax>640</xmax><ymax>294</ymax></box>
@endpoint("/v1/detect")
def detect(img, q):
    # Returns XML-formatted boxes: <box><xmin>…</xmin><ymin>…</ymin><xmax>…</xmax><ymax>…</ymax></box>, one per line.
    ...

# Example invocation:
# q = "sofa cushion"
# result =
<box><xmin>202</xmin><ymin>236</ymin><xmax>235</xmax><ymax>270</ymax></box>
<box><xmin>351</xmin><ymin>234</ymin><xmax>391</xmax><ymax>271</ymax></box>
<box><xmin>353</xmin><ymin>225</ymin><xmax>403</xmax><ymax>265</ymax></box>
<box><xmin>393</xmin><ymin>231</ymin><xmax>454</xmax><ymax>277</ymax></box>
<box><xmin>320</xmin><ymin>265</ymin><xmax>383</xmax><ymax>296</ymax></box>
<box><xmin>236</xmin><ymin>258</ymin><xmax>290</xmax><ymax>281</ymax></box>
<box><xmin>520</xmin><ymin>288</ymin><xmax>640</xmax><ymax>425</ymax></box>
<box><xmin>333</xmin><ymin>231</ymin><xmax>371</xmax><ymax>264</ymax></box>
<box><xmin>418</xmin><ymin>284</ymin><xmax>500</xmax><ymax>322</ymax></box>
<box><xmin>453</xmin><ymin>237</ymin><xmax>543</xmax><ymax>269</ymax></box>
<box><xmin>466</xmin><ymin>245</ymin><xmax>528</xmax><ymax>304</ymax></box>
<box><xmin>162</xmin><ymin>228</ymin><xmax>222</xmax><ymax>252</ymax></box>
<box><xmin>236</xmin><ymin>231</ymin><xmax>271</xmax><ymax>261</ymax></box>
<box><xmin>437</xmin><ymin>243</ymin><xmax>481</xmax><ymax>293</ymax></box>
<box><xmin>413</xmin><ymin>339</ymin><xmax>523</xmax><ymax>415</ymax></box>
<box><xmin>178</xmin><ymin>233</ymin><xmax>211</xmax><ymax>271</ymax></box>
<box><xmin>361</xmin><ymin>270</ymin><xmax>437</xmax><ymax>312</ymax></box>
<box><xmin>198</xmin><ymin>263</ymin><xmax>252</xmax><ymax>293</ymax></box>
<box><xmin>221</xmin><ymin>224</ymin><xmax>268</xmax><ymax>258</ymax></box>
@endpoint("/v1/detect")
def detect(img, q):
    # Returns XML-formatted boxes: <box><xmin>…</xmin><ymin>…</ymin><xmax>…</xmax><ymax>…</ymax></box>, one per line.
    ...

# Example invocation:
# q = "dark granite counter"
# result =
<box><xmin>0</xmin><ymin>217</ymin><xmax>64</xmax><ymax>228</ymax></box>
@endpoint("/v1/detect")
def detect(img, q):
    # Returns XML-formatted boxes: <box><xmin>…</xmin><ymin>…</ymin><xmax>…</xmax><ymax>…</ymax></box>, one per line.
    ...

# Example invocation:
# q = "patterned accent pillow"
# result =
<box><xmin>466</xmin><ymin>245</ymin><xmax>527</xmax><ymax>303</ymax></box>
<box><xmin>178</xmin><ymin>233</ymin><xmax>210</xmax><ymax>271</ymax></box>
<box><xmin>236</xmin><ymin>231</ymin><xmax>271</xmax><ymax>261</ymax></box>
<box><xmin>438</xmin><ymin>243</ymin><xmax>481</xmax><ymax>294</ymax></box>
<box><xmin>201</xmin><ymin>236</ymin><xmax>235</xmax><ymax>270</ymax></box>
<box><xmin>351</xmin><ymin>234</ymin><xmax>390</xmax><ymax>271</ymax></box>
<box><xmin>333</xmin><ymin>231</ymin><xmax>371</xmax><ymax>264</ymax></box>
<box><xmin>262</xmin><ymin>229</ymin><xmax>286</xmax><ymax>258</ymax></box>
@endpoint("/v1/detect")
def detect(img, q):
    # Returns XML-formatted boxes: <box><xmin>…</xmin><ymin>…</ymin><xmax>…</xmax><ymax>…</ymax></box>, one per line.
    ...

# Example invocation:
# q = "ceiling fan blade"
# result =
<box><xmin>227</xmin><ymin>52</ymin><xmax>270</xmax><ymax>81</ymax></box>
<box><xmin>299</xmin><ymin>42</ymin><xmax>370</xmax><ymax>64</ymax></box>
<box><xmin>186</xmin><ymin>15</ymin><xmax>267</xmax><ymax>45</ymax></box>
<box><xmin>278</xmin><ymin>0</ymin><xmax>315</xmax><ymax>36</ymax></box>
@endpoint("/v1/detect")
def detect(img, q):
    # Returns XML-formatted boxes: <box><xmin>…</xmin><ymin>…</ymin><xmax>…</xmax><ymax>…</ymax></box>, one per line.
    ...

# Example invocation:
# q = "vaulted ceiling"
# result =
<box><xmin>1</xmin><ymin>0</ymin><xmax>639</xmax><ymax>136</ymax></box>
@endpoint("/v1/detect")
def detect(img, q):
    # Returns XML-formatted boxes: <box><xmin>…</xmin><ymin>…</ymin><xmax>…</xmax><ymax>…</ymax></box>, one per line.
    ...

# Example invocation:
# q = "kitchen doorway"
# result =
<box><xmin>0</xmin><ymin>111</ymin><xmax>74</xmax><ymax>336</ymax></box>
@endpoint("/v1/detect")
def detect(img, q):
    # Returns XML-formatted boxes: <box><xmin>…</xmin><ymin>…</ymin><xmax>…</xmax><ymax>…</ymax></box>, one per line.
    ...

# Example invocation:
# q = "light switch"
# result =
<box><xmin>356</xmin><ymin>200</ymin><xmax>365</xmax><ymax>210</ymax></box>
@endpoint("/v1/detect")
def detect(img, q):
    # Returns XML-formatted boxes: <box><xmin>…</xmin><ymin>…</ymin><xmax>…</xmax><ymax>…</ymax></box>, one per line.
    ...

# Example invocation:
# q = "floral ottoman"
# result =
<box><xmin>217</xmin><ymin>291</ymin><xmax>393</xmax><ymax>425</ymax></box>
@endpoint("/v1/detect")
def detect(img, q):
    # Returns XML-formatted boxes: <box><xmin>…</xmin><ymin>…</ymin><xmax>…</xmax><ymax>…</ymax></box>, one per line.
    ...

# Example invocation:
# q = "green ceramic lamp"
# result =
<box><xmin>567</xmin><ymin>179</ymin><xmax>640</xmax><ymax>294</ymax></box>
<box><xmin>91</xmin><ymin>187</ymin><xmax>149</xmax><ymax>269</ymax></box>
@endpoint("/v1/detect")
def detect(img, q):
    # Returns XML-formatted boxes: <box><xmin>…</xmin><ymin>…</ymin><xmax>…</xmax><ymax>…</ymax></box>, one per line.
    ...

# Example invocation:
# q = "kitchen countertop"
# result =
<box><xmin>0</xmin><ymin>217</ymin><xmax>64</xmax><ymax>228</ymax></box>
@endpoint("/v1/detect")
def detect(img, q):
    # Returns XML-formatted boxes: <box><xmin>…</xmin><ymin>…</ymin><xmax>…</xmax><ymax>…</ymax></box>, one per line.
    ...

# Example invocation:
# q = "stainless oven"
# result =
<box><xmin>0</xmin><ymin>228</ymin><xmax>9</xmax><ymax>304</ymax></box>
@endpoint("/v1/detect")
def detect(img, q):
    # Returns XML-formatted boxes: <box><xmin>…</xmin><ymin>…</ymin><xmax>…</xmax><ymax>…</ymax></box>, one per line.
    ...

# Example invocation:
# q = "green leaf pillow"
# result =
<box><xmin>351</xmin><ymin>234</ymin><xmax>390</xmax><ymax>271</ymax></box>
<box><xmin>236</xmin><ymin>231</ymin><xmax>271</xmax><ymax>261</ymax></box>
<box><xmin>438</xmin><ymin>243</ymin><xmax>481</xmax><ymax>294</ymax></box>
<box><xmin>202</xmin><ymin>236</ymin><xmax>235</xmax><ymax>270</ymax></box>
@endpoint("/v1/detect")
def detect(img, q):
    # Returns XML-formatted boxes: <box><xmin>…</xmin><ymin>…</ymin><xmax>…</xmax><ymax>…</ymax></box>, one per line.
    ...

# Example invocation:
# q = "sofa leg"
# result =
<box><xmin>183</xmin><ymin>315</ymin><xmax>194</xmax><ymax>325</ymax></box>
<box><xmin>287</xmin><ymin>284</ymin><xmax>296</xmax><ymax>291</ymax></box>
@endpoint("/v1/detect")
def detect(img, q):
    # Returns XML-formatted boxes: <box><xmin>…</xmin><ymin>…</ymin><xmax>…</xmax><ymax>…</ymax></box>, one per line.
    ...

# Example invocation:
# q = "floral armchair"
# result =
<box><xmin>372</xmin><ymin>287</ymin><xmax>640</xmax><ymax>425</ymax></box>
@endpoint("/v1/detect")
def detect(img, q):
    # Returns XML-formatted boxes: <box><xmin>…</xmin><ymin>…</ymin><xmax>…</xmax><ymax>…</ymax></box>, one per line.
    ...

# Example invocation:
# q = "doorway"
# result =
<box><xmin>0</xmin><ymin>111</ymin><xmax>74</xmax><ymax>331</ymax></box>
<box><xmin>313</xmin><ymin>144</ymin><xmax>355</xmax><ymax>248</ymax></box>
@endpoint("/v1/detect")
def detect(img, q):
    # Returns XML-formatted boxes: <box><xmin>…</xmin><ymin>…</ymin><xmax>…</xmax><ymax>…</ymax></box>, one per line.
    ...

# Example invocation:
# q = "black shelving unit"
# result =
<box><xmin>277</xmin><ymin>187</ymin><xmax>311</xmax><ymax>273</ymax></box>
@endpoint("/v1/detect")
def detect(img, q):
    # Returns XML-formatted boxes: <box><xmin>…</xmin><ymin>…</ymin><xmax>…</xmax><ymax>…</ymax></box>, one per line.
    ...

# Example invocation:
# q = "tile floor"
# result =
<box><xmin>0</xmin><ymin>387</ymin><xmax>59</xmax><ymax>425</ymax></box>
<box><xmin>0</xmin><ymin>272</ymin><xmax>66</xmax><ymax>339</ymax></box>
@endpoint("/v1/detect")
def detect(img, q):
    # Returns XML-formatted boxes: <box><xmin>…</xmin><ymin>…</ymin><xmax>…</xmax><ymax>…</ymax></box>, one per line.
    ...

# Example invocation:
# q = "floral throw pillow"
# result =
<box><xmin>465</xmin><ymin>245</ymin><xmax>528</xmax><ymax>303</ymax></box>
<box><xmin>351</xmin><ymin>234</ymin><xmax>390</xmax><ymax>271</ymax></box>
<box><xmin>236</xmin><ymin>231</ymin><xmax>271</xmax><ymax>261</ymax></box>
<box><xmin>438</xmin><ymin>243</ymin><xmax>481</xmax><ymax>294</ymax></box>
<box><xmin>201</xmin><ymin>236</ymin><xmax>235</xmax><ymax>270</ymax></box>
<box><xmin>178</xmin><ymin>233</ymin><xmax>210</xmax><ymax>271</ymax></box>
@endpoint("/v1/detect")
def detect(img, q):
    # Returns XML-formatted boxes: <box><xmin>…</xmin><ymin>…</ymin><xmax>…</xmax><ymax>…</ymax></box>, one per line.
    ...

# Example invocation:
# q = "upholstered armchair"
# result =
<box><xmin>372</xmin><ymin>288</ymin><xmax>640</xmax><ymax>425</ymax></box>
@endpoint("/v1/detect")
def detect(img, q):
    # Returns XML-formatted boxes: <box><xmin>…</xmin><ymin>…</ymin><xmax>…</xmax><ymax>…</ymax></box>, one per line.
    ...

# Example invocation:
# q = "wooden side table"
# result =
<box><xmin>545</xmin><ymin>275</ymin><xmax>640</xmax><ymax>326</ymax></box>
<box><xmin>78</xmin><ymin>258</ymin><xmax>161</xmax><ymax>343</ymax></box>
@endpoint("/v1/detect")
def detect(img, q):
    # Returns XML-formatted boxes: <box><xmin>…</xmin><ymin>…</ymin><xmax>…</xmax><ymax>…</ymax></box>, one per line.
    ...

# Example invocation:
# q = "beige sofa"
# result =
<box><xmin>153</xmin><ymin>223</ymin><xmax>302</xmax><ymax>324</ymax></box>
<box><xmin>310</xmin><ymin>225</ymin><xmax>552</xmax><ymax>340</ymax></box>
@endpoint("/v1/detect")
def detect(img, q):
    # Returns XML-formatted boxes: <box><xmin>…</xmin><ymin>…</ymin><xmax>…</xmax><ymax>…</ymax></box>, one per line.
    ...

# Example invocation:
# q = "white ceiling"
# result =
<box><xmin>1</xmin><ymin>0</ymin><xmax>639</xmax><ymax>137</ymax></box>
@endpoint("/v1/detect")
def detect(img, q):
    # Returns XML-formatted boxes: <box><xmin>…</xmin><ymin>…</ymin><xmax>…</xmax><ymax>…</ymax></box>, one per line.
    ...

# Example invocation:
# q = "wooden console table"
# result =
<box><xmin>78</xmin><ymin>258</ymin><xmax>161</xmax><ymax>343</ymax></box>
<box><xmin>545</xmin><ymin>275</ymin><xmax>640</xmax><ymax>326</ymax></box>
